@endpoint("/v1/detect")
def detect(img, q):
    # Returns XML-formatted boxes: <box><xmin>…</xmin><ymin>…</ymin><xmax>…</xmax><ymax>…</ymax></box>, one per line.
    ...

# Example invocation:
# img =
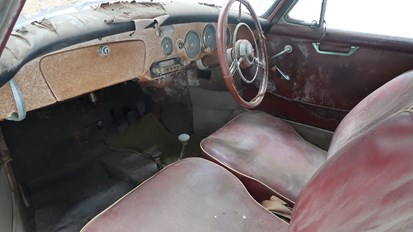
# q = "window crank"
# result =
<box><xmin>271</xmin><ymin>66</ymin><xmax>290</xmax><ymax>81</ymax></box>
<box><xmin>270</xmin><ymin>45</ymin><xmax>292</xmax><ymax>81</ymax></box>
<box><xmin>270</xmin><ymin>45</ymin><xmax>293</xmax><ymax>60</ymax></box>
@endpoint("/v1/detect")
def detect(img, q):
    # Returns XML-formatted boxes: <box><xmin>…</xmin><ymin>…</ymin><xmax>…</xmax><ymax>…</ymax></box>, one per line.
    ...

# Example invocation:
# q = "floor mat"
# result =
<box><xmin>35</xmin><ymin>181</ymin><xmax>133</xmax><ymax>232</ymax></box>
<box><xmin>111</xmin><ymin>113</ymin><xmax>203</xmax><ymax>164</ymax></box>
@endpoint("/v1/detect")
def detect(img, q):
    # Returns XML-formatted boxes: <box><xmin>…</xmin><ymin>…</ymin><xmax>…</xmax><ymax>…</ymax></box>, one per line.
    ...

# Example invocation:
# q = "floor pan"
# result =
<box><xmin>35</xmin><ymin>181</ymin><xmax>133</xmax><ymax>232</ymax></box>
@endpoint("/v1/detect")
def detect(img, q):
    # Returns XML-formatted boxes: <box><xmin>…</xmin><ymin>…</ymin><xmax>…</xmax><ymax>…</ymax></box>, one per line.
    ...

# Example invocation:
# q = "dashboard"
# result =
<box><xmin>0</xmin><ymin>22</ymin><xmax>238</xmax><ymax>119</ymax></box>
<box><xmin>0</xmin><ymin>1</ymin><xmax>268</xmax><ymax>120</ymax></box>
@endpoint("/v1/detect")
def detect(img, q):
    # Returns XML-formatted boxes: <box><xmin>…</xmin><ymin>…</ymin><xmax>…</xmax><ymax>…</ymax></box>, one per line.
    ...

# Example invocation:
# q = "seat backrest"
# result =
<box><xmin>289</xmin><ymin>110</ymin><xmax>413</xmax><ymax>232</ymax></box>
<box><xmin>328</xmin><ymin>70</ymin><xmax>413</xmax><ymax>158</ymax></box>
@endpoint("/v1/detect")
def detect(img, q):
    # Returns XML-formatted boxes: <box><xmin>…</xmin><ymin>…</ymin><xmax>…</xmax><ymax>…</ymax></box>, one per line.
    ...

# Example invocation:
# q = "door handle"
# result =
<box><xmin>312</xmin><ymin>42</ymin><xmax>359</xmax><ymax>57</ymax></box>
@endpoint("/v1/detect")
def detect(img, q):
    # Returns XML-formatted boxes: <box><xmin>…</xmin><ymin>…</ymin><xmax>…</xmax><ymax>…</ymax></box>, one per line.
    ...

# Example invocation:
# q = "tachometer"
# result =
<box><xmin>203</xmin><ymin>24</ymin><xmax>216</xmax><ymax>49</ymax></box>
<box><xmin>161</xmin><ymin>37</ymin><xmax>173</xmax><ymax>56</ymax></box>
<box><xmin>185</xmin><ymin>31</ymin><xmax>201</xmax><ymax>58</ymax></box>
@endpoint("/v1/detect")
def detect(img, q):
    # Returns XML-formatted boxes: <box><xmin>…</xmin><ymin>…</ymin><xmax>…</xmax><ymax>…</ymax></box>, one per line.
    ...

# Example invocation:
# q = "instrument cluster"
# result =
<box><xmin>153</xmin><ymin>23</ymin><xmax>232</xmax><ymax>78</ymax></box>
<box><xmin>159</xmin><ymin>23</ymin><xmax>232</xmax><ymax>60</ymax></box>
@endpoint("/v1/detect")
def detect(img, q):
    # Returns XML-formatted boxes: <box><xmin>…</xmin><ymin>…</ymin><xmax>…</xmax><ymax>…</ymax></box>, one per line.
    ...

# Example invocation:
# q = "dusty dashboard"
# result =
<box><xmin>0</xmin><ymin>22</ymin><xmax>239</xmax><ymax>120</ymax></box>
<box><xmin>0</xmin><ymin>2</ymin><xmax>263</xmax><ymax>121</ymax></box>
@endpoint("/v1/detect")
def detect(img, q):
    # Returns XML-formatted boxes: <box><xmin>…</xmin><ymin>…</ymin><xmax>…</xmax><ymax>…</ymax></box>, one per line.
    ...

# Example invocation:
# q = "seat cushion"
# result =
<box><xmin>81</xmin><ymin>158</ymin><xmax>288</xmax><ymax>232</ymax></box>
<box><xmin>201</xmin><ymin>111</ymin><xmax>326</xmax><ymax>203</ymax></box>
<box><xmin>290</xmin><ymin>110</ymin><xmax>413</xmax><ymax>232</ymax></box>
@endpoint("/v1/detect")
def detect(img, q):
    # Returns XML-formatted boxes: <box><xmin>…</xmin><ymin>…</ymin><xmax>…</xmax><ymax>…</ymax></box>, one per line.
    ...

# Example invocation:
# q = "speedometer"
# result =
<box><xmin>185</xmin><ymin>31</ymin><xmax>201</xmax><ymax>58</ymax></box>
<box><xmin>203</xmin><ymin>24</ymin><xmax>216</xmax><ymax>49</ymax></box>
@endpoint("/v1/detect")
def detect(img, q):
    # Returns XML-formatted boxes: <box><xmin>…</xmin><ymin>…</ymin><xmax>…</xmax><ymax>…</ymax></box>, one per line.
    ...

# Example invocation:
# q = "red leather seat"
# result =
<box><xmin>201</xmin><ymin>70</ymin><xmax>413</xmax><ymax>203</ymax></box>
<box><xmin>289</xmin><ymin>110</ymin><xmax>413</xmax><ymax>231</ymax></box>
<box><xmin>81</xmin><ymin>158</ymin><xmax>288</xmax><ymax>232</ymax></box>
<box><xmin>201</xmin><ymin>111</ymin><xmax>326</xmax><ymax>204</ymax></box>
<box><xmin>82</xmin><ymin>110</ymin><xmax>413</xmax><ymax>231</ymax></box>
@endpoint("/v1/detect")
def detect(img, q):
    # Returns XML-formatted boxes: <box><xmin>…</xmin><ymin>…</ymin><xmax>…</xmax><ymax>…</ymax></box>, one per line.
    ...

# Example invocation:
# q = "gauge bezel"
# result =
<box><xmin>184</xmin><ymin>30</ymin><xmax>201</xmax><ymax>59</ymax></box>
<box><xmin>203</xmin><ymin>24</ymin><xmax>216</xmax><ymax>49</ymax></box>
<box><xmin>161</xmin><ymin>37</ymin><xmax>173</xmax><ymax>56</ymax></box>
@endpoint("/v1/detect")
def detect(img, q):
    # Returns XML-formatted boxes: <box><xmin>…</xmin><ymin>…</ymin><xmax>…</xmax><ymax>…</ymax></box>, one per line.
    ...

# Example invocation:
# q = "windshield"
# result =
<box><xmin>18</xmin><ymin>0</ymin><xmax>275</xmax><ymax>26</ymax></box>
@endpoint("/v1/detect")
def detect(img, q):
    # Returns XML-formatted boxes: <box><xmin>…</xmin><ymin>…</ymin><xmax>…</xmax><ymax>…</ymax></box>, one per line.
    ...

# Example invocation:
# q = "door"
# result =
<box><xmin>247</xmin><ymin>0</ymin><xmax>413</xmax><ymax>131</ymax></box>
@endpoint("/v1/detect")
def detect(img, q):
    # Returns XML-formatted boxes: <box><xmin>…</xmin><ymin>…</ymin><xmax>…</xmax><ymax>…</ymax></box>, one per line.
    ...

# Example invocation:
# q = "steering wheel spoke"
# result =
<box><xmin>229</xmin><ymin>59</ymin><xmax>238</xmax><ymax>75</ymax></box>
<box><xmin>238</xmin><ymin>2</ymin><xmax>242</xmax><ymax>21</ymax></box>
<box><xmin>254</xmin><ymin>57</ymin><xmax>264</xmax><ymax>68</ymax></box>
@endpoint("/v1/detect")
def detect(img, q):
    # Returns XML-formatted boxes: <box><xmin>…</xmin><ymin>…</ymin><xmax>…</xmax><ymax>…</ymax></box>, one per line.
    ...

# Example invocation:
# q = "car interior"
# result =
<box><xmin>1</xmin><ymin>0</ymin><xmax>413</xmax><ymax>232</ymax></box>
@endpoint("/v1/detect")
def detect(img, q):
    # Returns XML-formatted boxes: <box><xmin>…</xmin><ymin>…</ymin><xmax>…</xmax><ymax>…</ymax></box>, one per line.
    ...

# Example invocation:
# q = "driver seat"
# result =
<box><xmin>201</xmin><ymin>70</ymin><xmax>413</xmax><ymax>203</ymax></box>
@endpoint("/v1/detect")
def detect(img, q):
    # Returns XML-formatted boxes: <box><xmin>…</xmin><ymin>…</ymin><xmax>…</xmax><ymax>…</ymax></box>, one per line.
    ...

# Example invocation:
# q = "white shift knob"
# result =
<box><xmin>178</xmin><ymin>134</ymin><xmax>190</xmax><ymax>143</ymax></box>
<box><xmin>178</xmin><ymin>134</ymin><xmax>190</xmax><ymax>160</ymax></box>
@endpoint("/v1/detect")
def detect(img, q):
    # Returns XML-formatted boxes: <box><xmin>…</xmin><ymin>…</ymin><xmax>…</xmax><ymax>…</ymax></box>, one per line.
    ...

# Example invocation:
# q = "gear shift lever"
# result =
<box><xmin>178</xmin><ymin>134</ymin><xmax>190</xmax><ymax>160</ymax></box>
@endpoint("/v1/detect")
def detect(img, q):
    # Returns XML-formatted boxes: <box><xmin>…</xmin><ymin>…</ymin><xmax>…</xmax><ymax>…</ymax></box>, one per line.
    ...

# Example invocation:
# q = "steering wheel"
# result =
<box><xmin>217</xmin><ymin>0</ymin><xmax>268</xmax><ymax>108</ymax></box>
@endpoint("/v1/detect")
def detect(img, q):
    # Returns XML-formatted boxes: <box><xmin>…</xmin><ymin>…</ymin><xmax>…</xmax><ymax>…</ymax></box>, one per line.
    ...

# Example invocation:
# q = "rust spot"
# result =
<box><xmin>40</xmin><ymin>41</ymin><xmax>145</xmax><ymax>101</ymax></box>
<box><xmin>0</xmin><ymin>58</ymin><xmax>57</xmax><ymax>121</ymax></box>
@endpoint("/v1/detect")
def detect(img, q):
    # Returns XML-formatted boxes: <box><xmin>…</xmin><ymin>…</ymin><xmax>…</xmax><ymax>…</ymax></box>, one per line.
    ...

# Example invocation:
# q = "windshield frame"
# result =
<box><xmin>17</xmin><ymin>0</ymin><xmax>279</xmax><ymax>27</ymax></box>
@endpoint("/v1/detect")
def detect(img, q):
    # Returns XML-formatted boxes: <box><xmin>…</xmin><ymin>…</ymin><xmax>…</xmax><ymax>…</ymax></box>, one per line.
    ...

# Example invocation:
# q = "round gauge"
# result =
<box><xmin>203</xmin><ymin>24</ymin><xmax>216</xmax><ymax>49</ymax></box>
<box><xmin>185</xmin><ymin>31</ymin><xmax>201</xmax><ymax>58</ymax></box>
<box><xmin>161</xmin><ymin>37</ymin><xmax>173</xmax><ymax>56</ymax></box>
<box><xmin>226</xmin><ymin>27</ymin><xmax>231</xmax><ymax>46</ymax></box>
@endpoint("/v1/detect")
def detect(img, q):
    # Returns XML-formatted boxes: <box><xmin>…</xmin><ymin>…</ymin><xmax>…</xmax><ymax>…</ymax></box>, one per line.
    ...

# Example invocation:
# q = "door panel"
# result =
<box><xmin>251</xmin><ymin>24</ymin><xmax>413</xmax><ymax>130</ymax></box>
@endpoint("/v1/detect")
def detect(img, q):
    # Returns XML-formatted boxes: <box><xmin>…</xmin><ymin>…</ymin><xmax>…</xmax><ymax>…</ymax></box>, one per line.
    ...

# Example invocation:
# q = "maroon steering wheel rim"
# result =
<box><xmin>216</xmin><ymin>0</ymin><xmax>268</xmax><ymax>109</ymax></box>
